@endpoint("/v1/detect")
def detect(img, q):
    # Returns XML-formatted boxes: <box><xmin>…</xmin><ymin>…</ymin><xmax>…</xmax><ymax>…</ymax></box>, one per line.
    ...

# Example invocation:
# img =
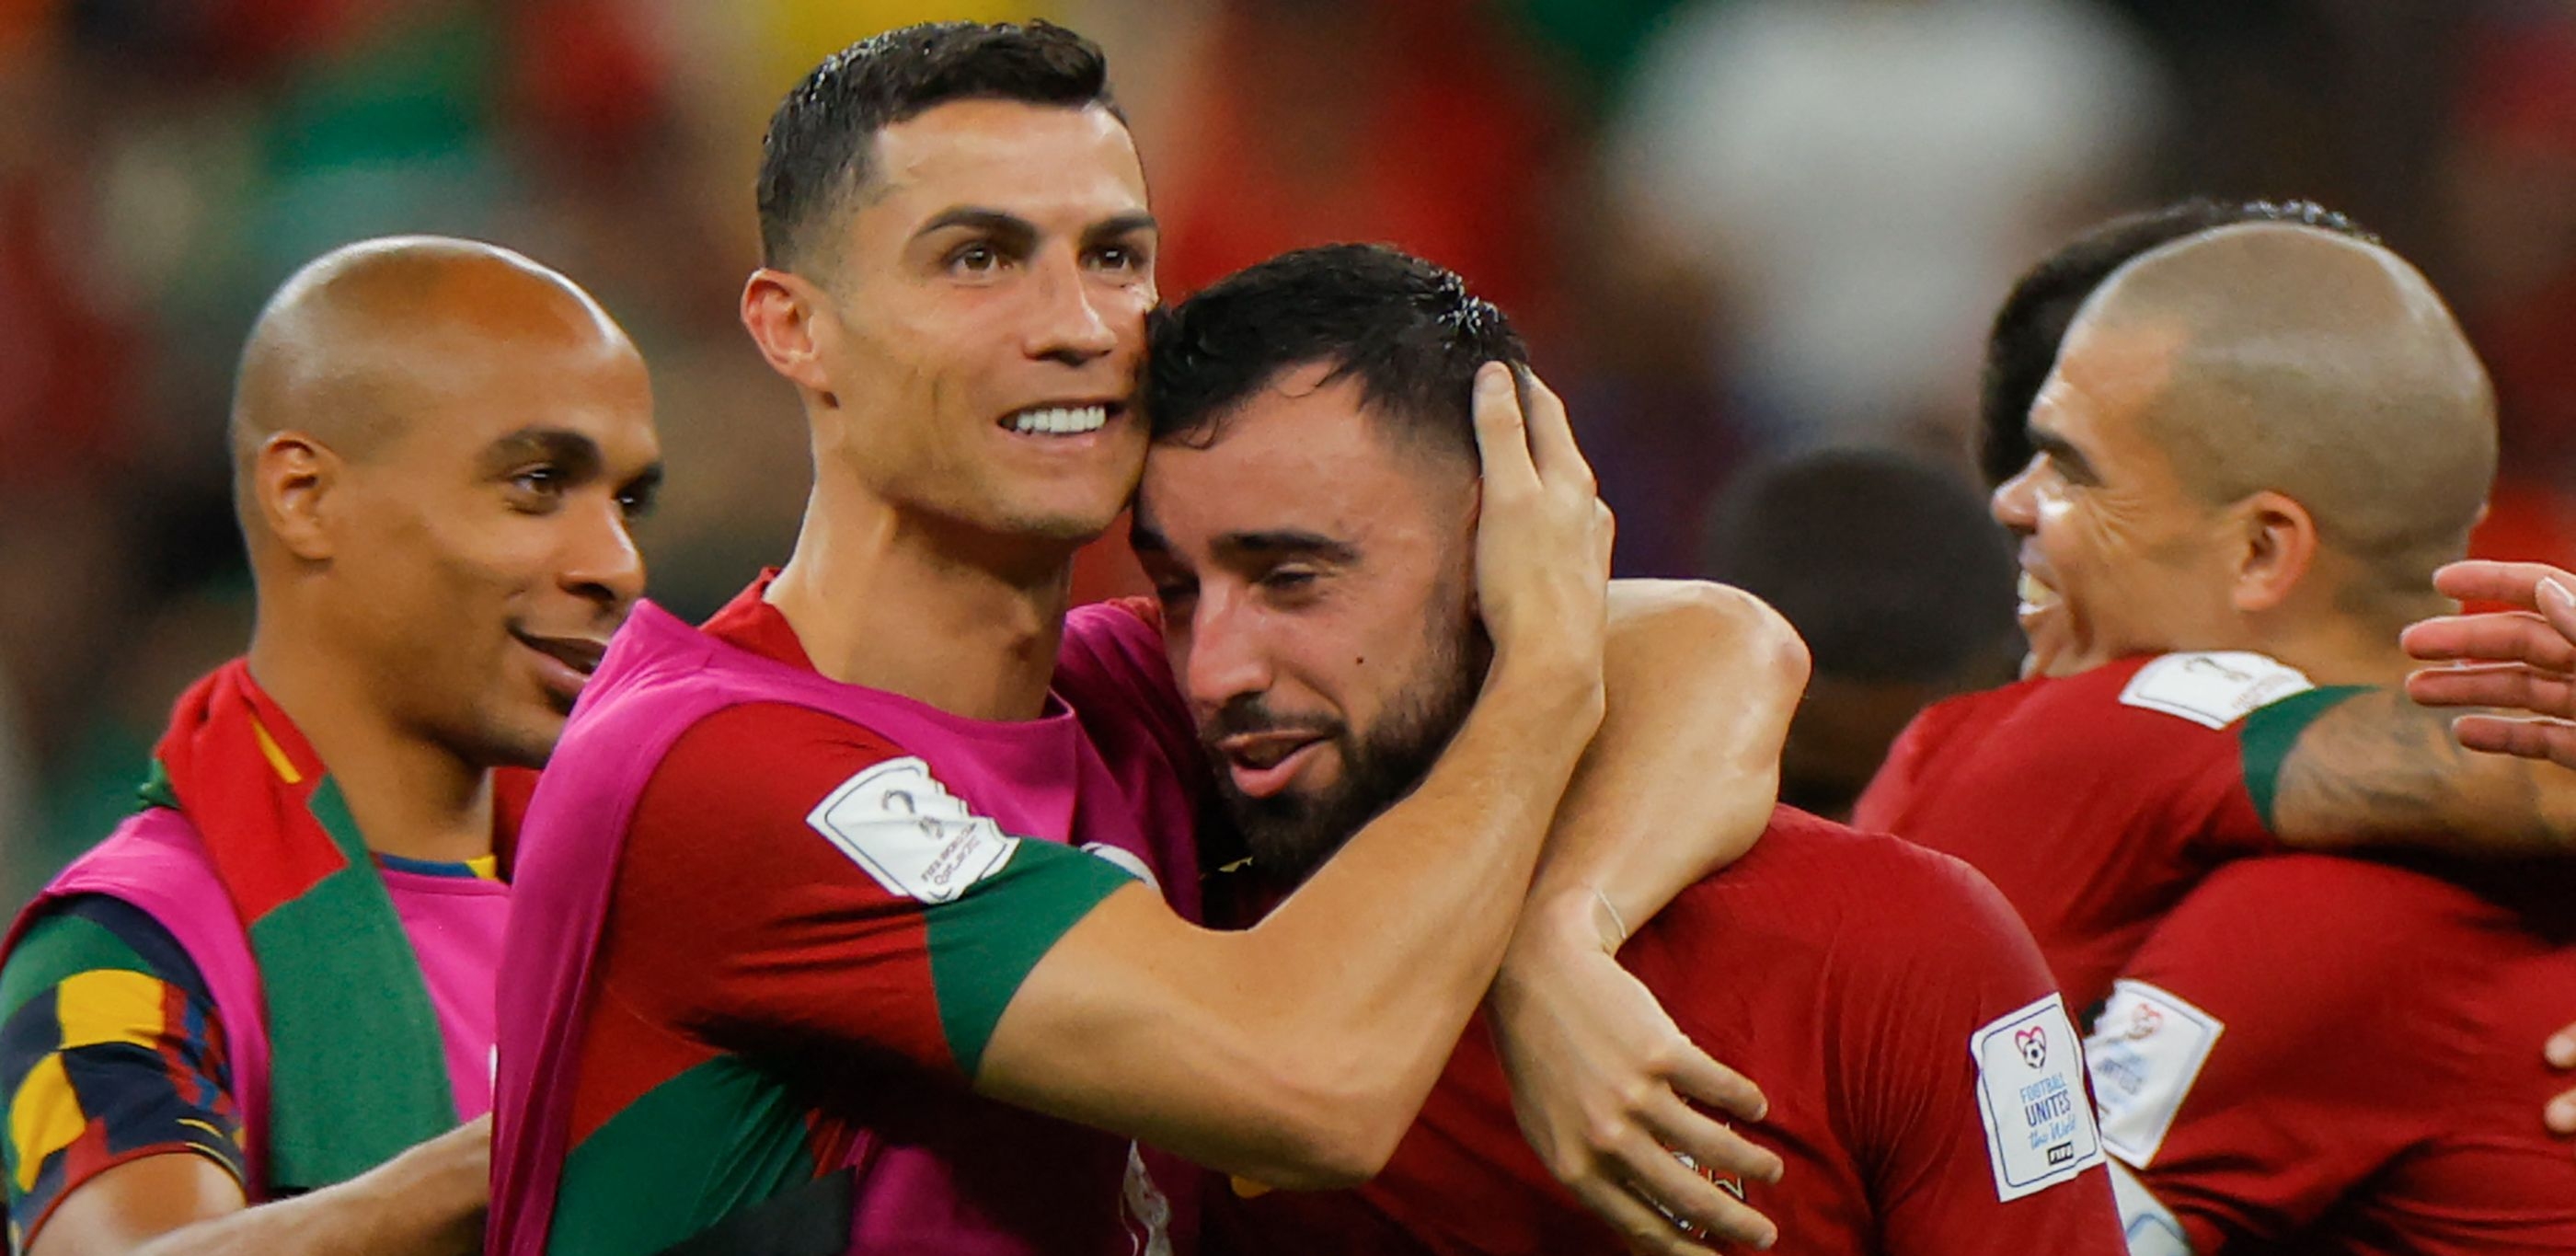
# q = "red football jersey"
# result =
<box><xmin>1853</xmin><ymin>652</ymin><xmax>2344</xmax><ymax>1014</ymax></box>
<box><xmin>1207</xmin><ymin>808</ymin><xmax>2127</xmax><ymax>1256</ymax></box>
<box><xmin>2085</xmin><ymin>854</ymin><xmax>2576</xmax><ymax>1255</ymax></box>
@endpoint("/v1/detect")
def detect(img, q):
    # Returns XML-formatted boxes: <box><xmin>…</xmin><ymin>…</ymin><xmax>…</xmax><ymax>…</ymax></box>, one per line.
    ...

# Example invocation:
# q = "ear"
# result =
<box><xmin>255</xmin><ymin>432</ymin><xmax>341</xmax><ymax>563</ymax></box>
<box><xmin>740</xmin><ymin>268</ymin><xmax>839</xmax><ymax>408</ymax></box>
<box><xmin>2229</xmin><ymin>490</ymin><xmax>2318</xmax><ymax>615</ymax></box>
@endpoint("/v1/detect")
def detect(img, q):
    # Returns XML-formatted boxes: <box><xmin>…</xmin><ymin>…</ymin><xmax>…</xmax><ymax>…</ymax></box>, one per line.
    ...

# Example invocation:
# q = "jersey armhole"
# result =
<box><xmin>2237</xmin><ymin>686</ymin><xmax>2372</xmax><ymax>831</ymax></box>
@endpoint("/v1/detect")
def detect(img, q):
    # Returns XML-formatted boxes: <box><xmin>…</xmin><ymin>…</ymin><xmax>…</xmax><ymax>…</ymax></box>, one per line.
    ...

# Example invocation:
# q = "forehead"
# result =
<box><xmin>2035</xmin><ymin>313</ymin><xmax>2185</xmax><ymax>455</ymax></box>
<box><xmin>373</xmin><ymin>327</ymin><xmax>657</xmax><ymax>463</ymax></box>
<box><xmin>858</xmin><ymin>99</ymin><xmax>1146</xmax><ymax>229</ymax></box>
<box><xmin>1139</xmin><ymin>367</ymin><xmax>1450</xmax><ymax>552</ymax></box>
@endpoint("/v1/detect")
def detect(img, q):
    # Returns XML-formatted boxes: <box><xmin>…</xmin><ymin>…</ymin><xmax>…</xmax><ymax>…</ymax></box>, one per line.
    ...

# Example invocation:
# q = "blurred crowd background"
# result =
<box><xmin>2</xmin><ymin>0</ymin><xmax>2572</xmax><ymax>893</ymax></box>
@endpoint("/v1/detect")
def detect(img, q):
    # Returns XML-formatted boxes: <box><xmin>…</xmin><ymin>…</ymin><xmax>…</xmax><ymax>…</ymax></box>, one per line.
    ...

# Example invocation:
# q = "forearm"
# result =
<box><xmin>2276</xmin><ymin>686</ymin><xmax>2576</xmax><ymax>851</ymax></box>
<box><xmin>1239</xmin><ymin>664</ymin><xmax>1602</xmax><ymax>1111</ymax></box>
<box><xmin>1523</xmin><ymin>581</ymin><xmax>1805</xmax><ymax>938</ymax></box>
<box><xmin>38</xmin><ymin>1127</ymin><xmax>487</xmax><ymax>1256</ymax></box>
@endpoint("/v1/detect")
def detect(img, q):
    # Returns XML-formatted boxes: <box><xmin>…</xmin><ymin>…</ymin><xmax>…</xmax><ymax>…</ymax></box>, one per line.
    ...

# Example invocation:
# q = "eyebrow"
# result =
<box><xmin>1125</xmin><ymin>521</ymin><xmax>1359</xmax><ymax>565</ymax></box>
<box><xmin>914</xmin><ymin>207</ymin><xmax>1157</xmax><ymax>248</ymax></box>
<box><xmin>482</xmin><ymin>427</ymin><xmax>604</xmax><ymax>478</ymax></box>
<box><xmin>1083</xmin><ymin>212</ymin><xmax>1158</xmax><ymax>245</ymax></box>
<box><xmin>2026</xmin><ymin>424</ymin><xmax>2099</xmax><ymax>482</ymax></box>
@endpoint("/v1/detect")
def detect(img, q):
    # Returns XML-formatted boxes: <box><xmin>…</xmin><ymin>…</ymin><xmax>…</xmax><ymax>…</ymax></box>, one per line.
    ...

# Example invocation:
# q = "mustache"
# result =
<box><xmin>1201</xmin><ymin>696</ymin><xmax>1343</xmax><ymax>743</ymax></box>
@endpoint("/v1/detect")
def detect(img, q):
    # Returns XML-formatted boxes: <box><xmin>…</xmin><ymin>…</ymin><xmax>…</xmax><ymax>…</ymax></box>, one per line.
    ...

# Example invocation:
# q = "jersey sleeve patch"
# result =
<box><xmin>2083</xmin><ymin>979</ymin><xmax>2225</xmax><ymax>1169</ymax></box>
<box><xmin>2119</xmin><ymin>652</ymin><xmax>2316</xmax><ymax>730</ymax></box>
<box><xmin>805</xmin><ymin>757</ymin><xmax>1022</xmax><ymax>905</ymax></box>
<box><xmin>1971</xmin><ymin>993</ymin><xmax>2107</xmax><ymax>1202</ymax></box>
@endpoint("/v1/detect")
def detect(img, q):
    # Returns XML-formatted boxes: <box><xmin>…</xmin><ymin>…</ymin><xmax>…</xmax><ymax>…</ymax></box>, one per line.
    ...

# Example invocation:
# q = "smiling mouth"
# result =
<box><xmin>1000</xmin><ymin>402</ymin><xmax>1120</xmax><ymax>436</ymax></box>
<box><xmin>2018</xmin><ymin>570</ymin><xmax>2061</xmax><ymax>615</ymax></box>
<box><xmin>511</xmin><ymin>629</ymin><xmax>606</xmax><ymax>676</ymax></box>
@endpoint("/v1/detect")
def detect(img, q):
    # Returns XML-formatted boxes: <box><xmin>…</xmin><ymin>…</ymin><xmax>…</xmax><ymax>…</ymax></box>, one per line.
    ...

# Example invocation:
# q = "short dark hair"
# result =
<box><xmin>1145</xmin><ymin>244</ymin><xmax>1527</xmax><ymax>458</ymax></box>
<box><xmin>1977</xmin><ymin>198</ymin><xmax>2378</xmax><ymax>488</ymax></box>
<box><xmin>756</xmin><ymin>20</ymin><xmax>1117</xmax><ymax>271</ymax></box>
<box><xmin>1702</xmin><ymin>448</ymin><xmax>2018</xmax><ymax>686</ymax></box>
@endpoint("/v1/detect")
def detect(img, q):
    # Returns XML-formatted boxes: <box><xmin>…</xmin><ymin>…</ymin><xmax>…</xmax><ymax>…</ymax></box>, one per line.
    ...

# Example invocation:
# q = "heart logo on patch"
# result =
<box><xmin>2125</xmin><ymin>1004</ymin><xmax>2163</xmax><ymax>1041</ymax></box>
<box><xmin>2016</xmin><ymin>1026</ymin><xmax>2049</xmax><ymax>1069</ymax></box>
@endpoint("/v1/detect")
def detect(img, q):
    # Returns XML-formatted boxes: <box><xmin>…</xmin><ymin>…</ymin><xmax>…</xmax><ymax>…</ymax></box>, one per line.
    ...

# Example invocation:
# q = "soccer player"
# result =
<box><xmin>2084</xmin><ymin>853</ymin><xmax>2576</xmax><ymax>1254</ymax></box>
<box><xmin>1138</xmin><ymin>245</ymin><xmax>2122</xmax><ymax>1256</ymax></box>
<box><xmin>1859</xmin><ymin>214</ymin><xmax>2576</xmax><ymax>1018</ymax></box>
<box><xmin>490</xmin><ymin>24</ymin><xmax>1797</xmax><ymax>1256</ymax></box>
<box><xmin>0</xmin><ymin>237</ymin><xmax>660</xmax><ymax>1255</ymax></box>
<box><xmin>1863</xmin><ymin>219</ymin><xmax>2576</xmax><ymax>1251</ymax></box>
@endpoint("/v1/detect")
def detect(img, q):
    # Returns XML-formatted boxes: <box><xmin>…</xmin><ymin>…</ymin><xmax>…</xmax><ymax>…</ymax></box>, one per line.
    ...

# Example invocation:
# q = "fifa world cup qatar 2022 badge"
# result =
<box><xmin>1972</xmin><ymin>994</ymin><xmax>2107</xmax><ymax>1202</ymax></box>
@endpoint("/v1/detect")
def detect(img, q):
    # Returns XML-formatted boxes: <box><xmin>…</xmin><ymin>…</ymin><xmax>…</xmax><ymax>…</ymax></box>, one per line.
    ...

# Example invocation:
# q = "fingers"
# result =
<box><xmin>1565</xmin><ymin>1179</ymin><xmax>1717</xmax><ymax>1256</ymax></box>
<box><xmin>1512</xmin><ymin>367</ymin><xmax>1597</xmax><ymax>500</ymax></box>
<box><xmin>2432</xmin><ymin>560</ymin><xmax>2576</xmax><ymax>610</ymax></box>
<box><xmin>2547</xmin><ymin>577</ymin><xmax>2576</xmax><ymax>642</ymax></box>
<box><xmin>2449</xmin><ymin>715</ymin><xmax>2576</xmax><ymax>771</ymax></box>
<box><xmin>1604</xmin><ymin>1123</ymin><xmax>1779</xmax><ymax>1251</ymax></box>
<box><xmin>1665</xmin><ymin>1043</ymin><xmax>1770</xmax><ymax>1124</ymax></box>
<box><xmin>2402</xmin><ymin>611</ymin><xmax>2576</xmax><ymax>673</ymax></box>
<box><xmin>1645</xmin><ymin>1091</ymin><xmax>1785</xmax><ymax>1188</ymax></box>
<box><xmin>2402</xmin><ymin>662</ymin><xmax>2576</xmax><ymax>717</ymax></box>
<box><xmin>1471</xmin><ymin>363</ymin><xmax>1541</xmax><ymax>501</ymax></box>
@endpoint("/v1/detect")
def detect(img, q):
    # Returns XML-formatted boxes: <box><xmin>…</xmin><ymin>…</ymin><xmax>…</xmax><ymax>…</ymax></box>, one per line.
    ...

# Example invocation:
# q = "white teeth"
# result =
<box><xmin>1007</xmin><ymin>405</ymin><xmax>1109</xmax><ymax>435</ymax></box>
<box><xmin>2018</xmin><ymin>570</ymin><xmax>2056</xmax><ymax>607</ymax></box>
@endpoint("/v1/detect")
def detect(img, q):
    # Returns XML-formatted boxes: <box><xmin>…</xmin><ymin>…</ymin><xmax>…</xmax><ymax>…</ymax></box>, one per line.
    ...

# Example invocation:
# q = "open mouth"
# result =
<box><xmin>1000</xmin><ymin>401</ymin><xmax>1121</xmax><ymax>437</ymax></box>
<box><xmin>2017</xmin><ymin>570</ymin><xmax>2061</xmax><ymax>616</ymax></box>
<box><xmin>511</xmin><ymin>629</ymin><xmax>606</xmax><ymax>695</ymax></box>
<box><xmin>1215</xmin><ymin>732</ymin><xmax>1330</xmax><ymax>800</ymax></box>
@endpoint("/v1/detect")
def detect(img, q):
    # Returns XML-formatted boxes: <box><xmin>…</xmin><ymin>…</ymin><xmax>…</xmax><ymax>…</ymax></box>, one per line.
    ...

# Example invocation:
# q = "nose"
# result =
<box><xmin>1991</xmin><ymin>455</ymin><xmax>2042</xmax><ymax>536</ymax></box>
<box><xmin>1182</xmin><ymin>588</ymin><xmax>1274</xmax><ymax>716</ymax></box>
<box><xmin>1025</xmin><ymin>249</ymin><xmax>1121</xmax><ymax>367</ymax></box>
<box><xmin>561</xmin><ymin>497</ymin><xmax>647</xmax><ymax>614</ymax></box>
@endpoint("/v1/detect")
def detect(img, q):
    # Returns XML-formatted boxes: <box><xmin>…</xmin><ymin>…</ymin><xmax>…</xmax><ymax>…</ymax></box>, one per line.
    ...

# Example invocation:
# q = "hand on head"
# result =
<box><xmin>2401</xmin><ymin>560</ymin><xmax>2576</xmax><ymax>770</ymax></box>
<box><xmin>1467</xmin><ymin>363</ymin><xmax>1615</xmax><ymax>695</ymax></box>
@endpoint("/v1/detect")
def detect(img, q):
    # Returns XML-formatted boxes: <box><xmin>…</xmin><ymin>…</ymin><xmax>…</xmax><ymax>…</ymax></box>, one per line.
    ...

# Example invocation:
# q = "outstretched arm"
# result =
<box><xmin>1484</xmin><ymin>581</ymin><xmax>1807</xmax><ymax>1254</ymax></box>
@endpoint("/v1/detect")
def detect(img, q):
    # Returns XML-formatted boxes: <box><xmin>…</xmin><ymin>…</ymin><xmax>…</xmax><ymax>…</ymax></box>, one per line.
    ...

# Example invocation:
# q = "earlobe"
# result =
<box><xmin>741</xmin><ymin>269</ymin><xmax>839</xmax><ymax>405</ymax></box>
<box><xmin>258</xmin><ymin>433</ymin><xmax>338</xmax><ymax>563</ymax></box>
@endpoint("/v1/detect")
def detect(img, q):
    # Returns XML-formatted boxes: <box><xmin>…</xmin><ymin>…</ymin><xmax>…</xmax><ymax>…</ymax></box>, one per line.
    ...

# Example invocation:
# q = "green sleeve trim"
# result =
<box><xmin>926</xmin><ymin>840</ymin><xmax>1138</xmax><ymax>1081</ymax></box>
<box><xmin>2241</xmin><ymin>685</ymin><xmax>2373</xmax><ymax>833</ymax></box>
<box><xmin>0</xmin><ymin>912</ymin><xmax>161</xmax><ymax>1024</ymax></box>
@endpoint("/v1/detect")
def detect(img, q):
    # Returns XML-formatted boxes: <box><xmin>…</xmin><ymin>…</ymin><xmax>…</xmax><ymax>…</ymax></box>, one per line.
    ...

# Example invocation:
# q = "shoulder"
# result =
<box><xmin>1668</xmin><ymin>809</ymin><xmax>2045</xmax><ymax>977</ymax></box>
<box><xmin>2129</xmin><ymin>855</ymin><xmax>2504</xmax><ymax>1009</ymax></box>
<box><xmin>646</xmin><ymin>702</ymin><xmax>913</xmax><ymax>798</ymax></box>
<box><xmin>3</xmin><ymin>895</ymin><xmax>210</xmax><ymax>1020</ymax></box>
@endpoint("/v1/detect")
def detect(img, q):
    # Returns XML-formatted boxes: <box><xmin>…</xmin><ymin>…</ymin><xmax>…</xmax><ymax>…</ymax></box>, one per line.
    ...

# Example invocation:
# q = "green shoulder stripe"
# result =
<box><xmin>2241</xmin><ymin>685</ymin><xmax>2373</xmax><ymax>832</ymax></box>
<box><xmin>0</xmin><ymin>911</ymin><xmax>162</xmax><ymax>1024</ymax></box>
<box><xmin>551</xmin><ymin>1057</ymin><xmax>823</xmax><ymax>1256</ymax></box>
<box><xmin>926</xmin><ymin>839</ymin><xmax>1136</xmax><ymax>1080</ymax></box>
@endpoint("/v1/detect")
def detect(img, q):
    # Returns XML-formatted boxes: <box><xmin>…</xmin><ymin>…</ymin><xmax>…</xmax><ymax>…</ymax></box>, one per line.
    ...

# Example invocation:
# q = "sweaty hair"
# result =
<box><xmin>1702</xmin><ymin>449</ymin><xmax>2018</xmax><ymax>685</ymax></box>
<box><xmin>756</xmin><ymin>20</ymin><xmax>1116</xmax><ymax>271</ymax></box>
<box><xmin>1145</xmin><ymin>243</ymin><xmax>1527</xmax><ymax>460</ymax></box>
<box><xmin>1978</xmin><ymin>199</ymin><xmax>2376</xmax><ymax>488</ymax></box>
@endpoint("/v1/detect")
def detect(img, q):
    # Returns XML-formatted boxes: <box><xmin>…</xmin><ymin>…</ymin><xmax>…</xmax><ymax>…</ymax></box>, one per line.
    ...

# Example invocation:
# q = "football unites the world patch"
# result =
<box><xmin>1970</xmin><ymin>993</ymin><xmax>2107</xmax><ymax>1202</ymax></box>
<box><xmin>2083</xmin><ymin>979</ymin><xmax>2227</xmax><ymax>1168</ymax></box>
<box><xmin>804</xmin><ymin>757</ymin><xmax>1020</xmax><ymax>905</ymax></box>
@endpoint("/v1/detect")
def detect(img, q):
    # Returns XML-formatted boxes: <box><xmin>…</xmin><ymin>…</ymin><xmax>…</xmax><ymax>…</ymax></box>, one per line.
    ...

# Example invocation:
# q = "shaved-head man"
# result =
<box><xmin>0</xmin><ymin>236</ymin><xmax>661</xmax><ymax>1256</ymax></box>
<box><xmin>1863</xmin><ymin>223</ymin><xmax>2576</xmax><ymax>1252</ymax></box>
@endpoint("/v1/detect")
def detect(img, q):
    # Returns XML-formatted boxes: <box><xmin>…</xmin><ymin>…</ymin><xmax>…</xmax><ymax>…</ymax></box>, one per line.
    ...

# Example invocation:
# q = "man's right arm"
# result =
<box><xmin>2264</xmin><ymin>684</ymin><xmax>2576</xmax><ymax>852</ymax></box>
<box><xmin>1</xmin><ymin>898</ymin><xmax>483</xmax><ymax>1256</ymax></box>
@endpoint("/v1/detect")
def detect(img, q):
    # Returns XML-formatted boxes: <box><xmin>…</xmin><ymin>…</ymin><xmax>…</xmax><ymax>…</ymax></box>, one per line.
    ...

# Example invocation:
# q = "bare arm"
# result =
<box><xmin>31</xmin><ymin>1119</ymin><xmax>487</xmax><ymax>1256</ymax></box>
<box><xmin>978</xmin><ymin>364</ymin><xmax>1613</xmax><ymax>1190</ymax></box>
<box><xmin>2270</xmin><ymin>684</ymin><xmax>2576</xmax><ymax>851</ymax></box>
<box><xmin>1483</xmin><ymin>580</ymin><xmax>1806</xmax><ymax>1253</ymax></box>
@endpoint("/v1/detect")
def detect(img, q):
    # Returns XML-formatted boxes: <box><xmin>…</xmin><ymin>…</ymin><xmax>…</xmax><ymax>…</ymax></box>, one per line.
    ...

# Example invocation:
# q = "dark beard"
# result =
<box><xmin>1205</xmin><ymin>627</ymin><xmax>1487</xmax><ymax>886</ymax></box>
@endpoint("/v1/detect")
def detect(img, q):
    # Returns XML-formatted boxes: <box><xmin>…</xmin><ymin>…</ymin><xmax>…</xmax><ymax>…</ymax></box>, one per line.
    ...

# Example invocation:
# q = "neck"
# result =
<box><xmin>765</xmin><ymin>472</ymin><xmax>1076</xmax><ymax>722</ymax></box>
<box><xmin>2249</xmin><ymin>593</ymin><xmax>2441</xmax><ymax>688</ymax></box>
<box><xmin>244</xmin><ymin>614</ymin><xmax>495</xmax><ymax>866</ymax></box>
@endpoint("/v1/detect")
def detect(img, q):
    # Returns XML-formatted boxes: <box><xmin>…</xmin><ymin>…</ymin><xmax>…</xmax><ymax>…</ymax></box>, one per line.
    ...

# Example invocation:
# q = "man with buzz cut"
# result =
<box><xmin>0</xmin><ymin>236</ymin><xmax>661</xmax><ymax>1256</ymax></box>
<box><xmin>1865</xmin><ymin>217</ymin><xmax>2576</xmax><ymax>1252</ymax></box>
<box><xmin>492</xmin><ymin>21</ymin><xmax>1802</xmax><ymax>1256</ymax></box>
